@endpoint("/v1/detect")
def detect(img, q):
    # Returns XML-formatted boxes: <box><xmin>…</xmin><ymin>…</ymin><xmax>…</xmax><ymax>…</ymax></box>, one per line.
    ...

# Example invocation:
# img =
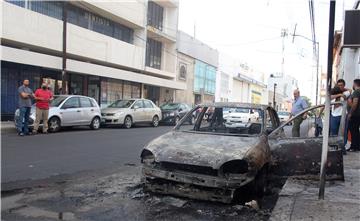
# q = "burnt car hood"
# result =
<box><xmin>144</xmin><ymin>131</ymin><xmax>261</xmax><ymax>169</ymax></box>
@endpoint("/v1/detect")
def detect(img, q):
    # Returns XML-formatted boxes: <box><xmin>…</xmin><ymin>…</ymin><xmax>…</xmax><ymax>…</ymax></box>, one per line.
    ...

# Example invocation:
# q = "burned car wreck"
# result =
<box><xmin>141</xmin><ymin>103</ymin><xmax>274</xmax><ymax>203</ymax></box>
<box><xmin>140</xmin><ymin>102</ymin><xmax>345</xmax><ymax>204</ymax></box>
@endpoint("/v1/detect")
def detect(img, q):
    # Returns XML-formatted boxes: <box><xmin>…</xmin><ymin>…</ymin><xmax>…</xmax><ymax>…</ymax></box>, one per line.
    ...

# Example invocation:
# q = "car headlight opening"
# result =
<box><xmin>141</xmin><ymin>149</ymin><xmax>155</xmax><ymax>165</ymax></box>
<box><xmin>221</xmin><ymin>160</ymin><xmax>249</xmax><ymax>175</ymax></box>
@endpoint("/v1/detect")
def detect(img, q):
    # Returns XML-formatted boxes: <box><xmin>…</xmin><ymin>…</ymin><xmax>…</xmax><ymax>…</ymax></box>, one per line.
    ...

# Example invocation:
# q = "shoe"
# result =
<box><xmin>18</xmin><ymin>132</ymin><xmax>24</xmax><ymax>136</ymax></box>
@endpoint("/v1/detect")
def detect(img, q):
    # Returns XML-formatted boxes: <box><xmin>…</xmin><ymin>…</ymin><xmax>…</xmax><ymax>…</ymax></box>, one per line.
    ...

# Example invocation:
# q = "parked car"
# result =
<box><xmin>160</xmin><ymin>103</ymin><xmax>194</xmax><ymax>125</ymax></box>
<box><xmin>14</xmin><ymin>95</ymin><xmax>101</xmax><ymax>133</ymax></box>
<box><xmin>224</xmin><ymin>108</ymin><xmax>260</xmax><ymax>128</ymax></box>
<box><xmin>101</xmin><ymin>99</ymin><xmax>161</xmax><ymax>128</ymax></box>
<box><xmin>277</xmin><ymin>111</ymin><xmax>291</xmax><ymax>124</ymax></box>
<box><xmin>140</xmin><ymin>102</ymin><xmax>344</xmax><ymax>204</ymax></box>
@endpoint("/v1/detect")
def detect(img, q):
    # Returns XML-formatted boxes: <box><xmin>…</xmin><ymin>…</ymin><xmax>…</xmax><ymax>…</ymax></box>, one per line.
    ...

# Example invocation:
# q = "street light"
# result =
<box><xmin>273</xmin><ymin>83</ymin><xmax>277</xmax><ymax>110</ymax></box>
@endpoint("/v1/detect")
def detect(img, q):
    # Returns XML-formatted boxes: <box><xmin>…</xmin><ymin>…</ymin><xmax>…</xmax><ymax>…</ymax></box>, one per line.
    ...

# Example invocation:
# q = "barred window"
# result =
<box><xmin>146</xmin><ymin>38</ymin><xmax>162</xmax><ymax>70</ymax></box>
<box><xmin>147</xmin><ymin>1</ymin><xmax>163</xmax><ymax>31</ymax></box>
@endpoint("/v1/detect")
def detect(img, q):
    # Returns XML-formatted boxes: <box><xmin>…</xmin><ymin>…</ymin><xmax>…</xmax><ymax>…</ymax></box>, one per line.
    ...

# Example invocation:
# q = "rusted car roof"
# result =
<box><xmin>197</xmin><ymin>102</ymin><xmax>270</xmax><ymax>110</ymax></box>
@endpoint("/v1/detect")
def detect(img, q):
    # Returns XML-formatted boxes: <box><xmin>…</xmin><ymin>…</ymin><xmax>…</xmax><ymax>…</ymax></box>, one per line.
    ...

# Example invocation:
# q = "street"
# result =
<box><xmin>2</xmin><ymin>125</ymin><xmax>173</xmax><ymax>185</ymax></box>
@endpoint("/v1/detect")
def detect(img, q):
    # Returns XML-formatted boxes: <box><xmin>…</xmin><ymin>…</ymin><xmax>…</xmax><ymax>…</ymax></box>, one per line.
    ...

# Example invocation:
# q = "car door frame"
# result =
<box><xmin>131</xmin><ymin>100</ymin><xmax>146</xmax><ymax>123</ymax></box>
<box><xmin>79</xmin><ymin>97</ymin><xmax>96</xmax><ymax>125</ymax></box>
<box><xmin>268</xmin><ymin>102</ymin><xmax>345</xmax><ymax>180</ymax></box>
<box><xmin>59</xmin><ymin>97</ymin><xmax>82</xmax><ymax>126</ymax></box>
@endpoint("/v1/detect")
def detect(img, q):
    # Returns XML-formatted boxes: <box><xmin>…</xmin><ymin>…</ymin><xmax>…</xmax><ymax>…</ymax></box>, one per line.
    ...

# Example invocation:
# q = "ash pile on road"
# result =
<box><xmin>1</xmin><ymin>165</ymin><xmax>286</xmax><ymax>221</ymax></box>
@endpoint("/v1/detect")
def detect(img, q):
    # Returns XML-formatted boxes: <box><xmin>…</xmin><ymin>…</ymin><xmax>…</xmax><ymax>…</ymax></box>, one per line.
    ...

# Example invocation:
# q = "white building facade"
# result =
<box><xmin>1</xmin><ymin>0</ymin><xmax>185</xmax><ymax>119</ymax></box>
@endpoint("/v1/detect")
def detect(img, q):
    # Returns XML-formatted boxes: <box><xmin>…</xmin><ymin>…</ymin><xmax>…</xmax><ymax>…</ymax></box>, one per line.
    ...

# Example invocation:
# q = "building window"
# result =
<box><xmin>194</xmin><ymin>61</ymin><xmax>216</xmax><ymax>95</ymax></box>
<box><xmin>147</xmin><ymin>1</ymin><xmax>163</xmax><ymax>31</ymax></box>
<box><xmin>220</xmin><ymin>73</ymin><xmax>229</xmax><ymax>95</ymax></box>
<box><xmin>67</xmin><ymin>4</ymin><xmax>133</xmax><ymax>44</ymax></box>
<box><xmin>146</xmin><ymin>38</ymin><xmax>162</xmax><ymax>69</ymax></box>
<box><xmin>30</xmin><ymin>1</ymin><xmax>63</xmax><ymax>20</ymax></box>
<box><xmin>6</xmin><ymin>0</ymin><xmax>25</xmax><ymax>7</ymax></box>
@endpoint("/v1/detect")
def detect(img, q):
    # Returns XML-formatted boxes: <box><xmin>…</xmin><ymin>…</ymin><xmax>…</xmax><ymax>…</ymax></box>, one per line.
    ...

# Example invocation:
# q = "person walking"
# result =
<box><xmin>348</xmin><ymin>79</ymin><xmax>360</xmax><ymax>151</ymax></box>
<box><xmin>17</xmin><ymin>79</ymin><xmax>34</xmax><ymax>136</ymax></box>
<box><xmin>33</xmin><ymin>83</ymin><xmax>53</xmax><ymax>134</ymax></box>
<box><xmin>290</xmin><ymin>89</ymin><xmax>308</xmax><ymax>137</ymax></box>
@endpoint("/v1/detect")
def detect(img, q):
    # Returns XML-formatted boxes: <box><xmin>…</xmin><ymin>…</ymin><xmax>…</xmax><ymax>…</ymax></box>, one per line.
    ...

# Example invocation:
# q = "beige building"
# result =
<box><xmin>1</xmin><ymin>0</ymin><xmax>185</xmax><ymax>118</ymax></box>
<box><xmin>174</xmin><ymin>52</ymin><xmax>195</xmax><ymax>105</ymax></box>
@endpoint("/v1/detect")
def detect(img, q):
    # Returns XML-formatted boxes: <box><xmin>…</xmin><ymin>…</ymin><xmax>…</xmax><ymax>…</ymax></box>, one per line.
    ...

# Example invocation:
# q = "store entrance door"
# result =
<box><xmin>88</xmin><ymin>76</ymin><xmax>100</xmax><ymax>104</ymax></box>
<box><xmin>144</xmin><ymin>85</ymin><xmax>160</xmax><ymax>106</ymax></box>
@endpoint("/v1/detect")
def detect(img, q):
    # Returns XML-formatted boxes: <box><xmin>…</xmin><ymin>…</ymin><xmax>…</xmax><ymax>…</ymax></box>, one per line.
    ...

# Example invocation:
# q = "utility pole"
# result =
<box><xmin>280</xmin><ymin>29</ymin><xmax>288</xmax><ymax>77</ymax></box>
<box><xmin>61</xmin><ymin>1</ymin><xmax>68</xmax><ymax>95</ymax></box>
<box><xmin>319</xmin><ymin>0</ymin><xmax>336</xmax><ymax>200</ymax></box>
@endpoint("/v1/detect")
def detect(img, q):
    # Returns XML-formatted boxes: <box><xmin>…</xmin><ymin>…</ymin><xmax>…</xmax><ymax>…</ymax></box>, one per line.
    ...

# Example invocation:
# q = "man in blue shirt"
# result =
<box><xmin>290</xmin><ymin>89</ymin><xmax>308</xmax><ymax>137</ymax></box>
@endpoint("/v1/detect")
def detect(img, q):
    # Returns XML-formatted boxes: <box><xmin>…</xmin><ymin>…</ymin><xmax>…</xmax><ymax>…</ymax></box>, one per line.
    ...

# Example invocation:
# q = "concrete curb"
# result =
<box><xmin>1</xmin><ymin>121</ymin><xmax>17</xmax><ymax>134</ymax></box>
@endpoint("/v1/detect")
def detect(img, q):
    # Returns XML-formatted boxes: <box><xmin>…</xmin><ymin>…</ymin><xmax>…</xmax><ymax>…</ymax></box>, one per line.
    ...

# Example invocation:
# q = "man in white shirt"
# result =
<box><xmin>330</xmin><ymin>79</ymin><xmax>351</xmax><ymax>136</ymax></box>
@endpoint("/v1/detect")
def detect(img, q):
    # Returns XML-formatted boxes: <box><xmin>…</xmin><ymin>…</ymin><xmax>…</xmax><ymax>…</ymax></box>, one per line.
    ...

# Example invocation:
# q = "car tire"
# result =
<box><xmin>90</xmin><ymin>117</ymin><xmax>100</xmax><ymax>130</ymax></box>
<box><xmin>48</xmin><ymin>117</ymin><xmax>61</xmax><ymax>133</ymax></box>
<box><xmin>174</xmin><ymin>116</ymin><xmax>180</xmax><ymax>125</ymax></box>
<box><xmin>152</xmin><ymin>115</ymin><xmax>159</xmax><ymax>127</ymax></box>
<box><xmin>124</xmin><ymin>116</ymin><xmax>132</xmax><ymax>129</ymax></box>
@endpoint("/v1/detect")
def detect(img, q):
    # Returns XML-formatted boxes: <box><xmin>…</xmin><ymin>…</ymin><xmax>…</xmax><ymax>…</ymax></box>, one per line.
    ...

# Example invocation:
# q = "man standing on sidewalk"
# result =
<box><xmin>290</xmin><ymin>89</ymin><xmax>308</xmax><ymax>137</ymax></box>
<box><xmin>348</xmin><ymin>79</ymin><xmax>360</xmax><ymax>151</ymax></box>
<box><xmin>33</xmin><ymin>83</ymin><xmax>53</xmax><ymax>134</ymax></box>
<box><xmin>17</xmin><ymin>79</ymin><xmax>34</xmax><ymax>136</ymax></box>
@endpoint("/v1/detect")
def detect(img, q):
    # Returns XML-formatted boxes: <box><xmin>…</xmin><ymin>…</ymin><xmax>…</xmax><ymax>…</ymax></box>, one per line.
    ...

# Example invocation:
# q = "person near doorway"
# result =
<box><xmin>348</xmin><ymin>79</ymin><xmax>360</xmax><ymax>152</ymax></box>
<box><xmin>290</xmin><ymin>89</ymin><xmax>308</xmax><ymax>137</ymax></box>
<box><xmin>33</xmin><ymin>83</ymin><xmax>53</xmax><ymax>134</ymax></box>
<box><xmin>17</xmin><ymin>79</ymin><xmax>34</xmax><ymax>136</ymax></box>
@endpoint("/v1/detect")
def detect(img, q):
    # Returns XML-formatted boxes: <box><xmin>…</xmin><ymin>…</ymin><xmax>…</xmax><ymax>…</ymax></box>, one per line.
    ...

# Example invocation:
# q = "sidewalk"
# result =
<box><xmin>270</xmin><ymin>152</ymin><xmax>360</xmax><ymax>221</ymax></box>
<box><xmin>1</xmin><ymin>121</ymin><xmax>17</xmax><ymax>134</ymax></box>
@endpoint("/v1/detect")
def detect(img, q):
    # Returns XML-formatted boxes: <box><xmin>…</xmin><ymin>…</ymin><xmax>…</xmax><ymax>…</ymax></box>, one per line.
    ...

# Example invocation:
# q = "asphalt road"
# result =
<box><xmin>2</xmin><ymin>118</ymin><xmax>313</xmax><ymax>186</ymax></box>
<box><xmin>1</xmin><ymin>125</ymin><xmax>173</xmax><ymax>184</ymax></box>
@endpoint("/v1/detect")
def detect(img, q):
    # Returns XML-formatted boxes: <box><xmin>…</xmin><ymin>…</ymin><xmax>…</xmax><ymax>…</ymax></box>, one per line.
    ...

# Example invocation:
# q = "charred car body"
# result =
<box><xmin>141</xmin><ymin>102</ymin><xmax>345</xmax><ymax>203</ymax></box>
<box><xmin>141</xmin><ymin>103</ymin><xmax>274</xmax><ymax>203</ymax></box>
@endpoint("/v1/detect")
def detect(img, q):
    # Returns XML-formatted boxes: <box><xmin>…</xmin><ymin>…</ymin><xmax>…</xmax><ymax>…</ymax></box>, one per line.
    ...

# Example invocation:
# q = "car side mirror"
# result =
<box><xmin>179</xmin><ymin>108</ymin><xmax>183</xmax><ymax>112</ymax></box>
<box><xmin>133</xmin><ymin>105</ymin><xmax>139</xmax><ymax>109</ymax></box>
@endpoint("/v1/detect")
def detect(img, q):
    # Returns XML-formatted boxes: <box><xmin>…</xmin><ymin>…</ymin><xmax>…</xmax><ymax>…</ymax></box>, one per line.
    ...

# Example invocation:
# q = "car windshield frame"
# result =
<box><xmin>108</xmin><ymin>100</ymin><xmax>135</xmax><ymax>108</ymax></box>
<box><xmin>161</xmin><ymin>103</ymin><xmax>180</xmax><ymax>110</ymax></box>
<box><xmin>175</xmin><ymin>106</ymin><xmax>264</xmax><ymax>137</ymax></box>
<box><xmin>50</xmin><ymin>96</ymin><xmax>67</xmax><ymax>107</ymax></box>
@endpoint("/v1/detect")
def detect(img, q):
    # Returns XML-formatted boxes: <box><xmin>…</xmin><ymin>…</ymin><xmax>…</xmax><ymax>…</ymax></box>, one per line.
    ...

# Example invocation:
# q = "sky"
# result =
<box><xmin>178</xmin><ymin>0</ymin><xmax>357</xmax><ymax>102</ymax></box>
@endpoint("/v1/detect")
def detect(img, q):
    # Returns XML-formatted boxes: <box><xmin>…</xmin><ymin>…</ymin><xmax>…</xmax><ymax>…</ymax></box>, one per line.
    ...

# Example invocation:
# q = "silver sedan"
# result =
<box><xmin>14</xmin><ymin>95</ymin><xmax>102</xmax><ymax>132</ymax></box>
<box><xmin>101</xmin><ymin>99</ymin><xmax>162</xmax><ymax>128</ymax></box>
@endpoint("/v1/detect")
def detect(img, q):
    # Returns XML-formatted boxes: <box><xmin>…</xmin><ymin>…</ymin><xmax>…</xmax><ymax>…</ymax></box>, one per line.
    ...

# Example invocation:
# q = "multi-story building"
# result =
<box><xmin>176</xmin><ymin>31</ymin><xmax>218</xmax><ymax>105</ymax></box>
<box><xmin>1</xmin><ymin>0</ymin><xmax>185</xmax><ymax>119</ymax></box>
<box><xmin>232</xmin><ymin>73</ymin><xmax>268</xmax><ymax>105</ymax></box>
<box><xmin>332</xmin><ymin>1</ymin><xmax>360</xmax><ymax>87</ymax></box>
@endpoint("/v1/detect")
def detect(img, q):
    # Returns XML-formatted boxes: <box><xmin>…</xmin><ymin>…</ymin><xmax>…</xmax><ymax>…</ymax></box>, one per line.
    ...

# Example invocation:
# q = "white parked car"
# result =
<box><xmin>224</xmin><ymin>108</ymin><xmax>260</xmax><ymax>128</ymax></box>
<box><xmin>277</xmin><ymin>111</ymin><xmax>291</xmax><ymax>124</ymax></box>
<box><xmin>101</xmin><ymin>99</ymin><xmax>162</xmax><ymax>128</ymax></box>
<box><xmin>14</xmin><ymin>95</ymin><xmax>101</xmax><ymax>133</ymax></box>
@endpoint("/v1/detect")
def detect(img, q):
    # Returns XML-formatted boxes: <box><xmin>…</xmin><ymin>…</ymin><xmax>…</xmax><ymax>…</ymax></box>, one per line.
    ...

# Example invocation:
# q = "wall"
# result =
<box><xmin>82</xmin><ymin>0</ymin><xmax>146</xmax><ymax>28</ymax></box>
<box><xmin>1</xmin><ymin>1</ymin><xmax>145</xmax><ymax>70</ymax></box>
<box><xmin>340</xmin><ymin>48</ymin><xmax>360</xmax><ymax>85</ymax></box>
<box><xmin>177</xmin><ymin>31</ymin><xmax>219</xmax><ymax>68</ymax></box>
<box><xmin>175</xmin><ymin>52</ymin><xmax>195</xmax><ymax>105</ymax></box>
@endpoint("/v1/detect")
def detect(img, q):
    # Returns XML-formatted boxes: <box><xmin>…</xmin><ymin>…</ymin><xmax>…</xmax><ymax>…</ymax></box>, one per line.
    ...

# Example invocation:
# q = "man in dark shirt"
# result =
<box><xmin>348</xmin><ymin>79</ymin><xmax>360</xmax><ymax>151</ymax></box>
<box><xmin>17</xmin><ymin>79</ymin><xmax>34</xmax><ymax>136</ymax></box>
